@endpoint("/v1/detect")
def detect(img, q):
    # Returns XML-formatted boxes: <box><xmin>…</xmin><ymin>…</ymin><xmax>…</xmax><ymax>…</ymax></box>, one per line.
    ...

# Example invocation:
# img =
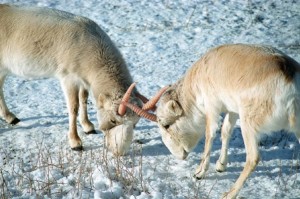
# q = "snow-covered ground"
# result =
<box><xmin>0</xmin><ymin>0</ymin><xmax>300</xmax><ymax>198</ymax></box>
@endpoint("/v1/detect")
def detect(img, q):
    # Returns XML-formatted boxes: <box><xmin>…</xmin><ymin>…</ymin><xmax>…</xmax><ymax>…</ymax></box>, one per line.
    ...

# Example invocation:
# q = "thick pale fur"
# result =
<box><xmin>0</xmin><ymin>4</ymin><xmax>142</xmax><ymax>151</ymax></box>
<box><xmin>105</xmin><ymin>124</ymin><xmax>133</xmax><ymax>156</ymax></box>
<box><xmin>156</xmin><ymin>43</ymin><xmax>300</xmax><ymax>198</ymax></box>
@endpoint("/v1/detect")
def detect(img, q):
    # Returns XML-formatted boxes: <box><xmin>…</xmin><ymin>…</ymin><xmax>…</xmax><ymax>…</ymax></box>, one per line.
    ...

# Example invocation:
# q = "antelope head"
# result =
<box><xmin>124</xmin><ymin>84</ymin><xmax>203</xmax><ymax>160</ymax></box>
<box><xmin>98</xmin><ymin>83</ymin><xmax>155</xmax><ymax>155</ymax></box>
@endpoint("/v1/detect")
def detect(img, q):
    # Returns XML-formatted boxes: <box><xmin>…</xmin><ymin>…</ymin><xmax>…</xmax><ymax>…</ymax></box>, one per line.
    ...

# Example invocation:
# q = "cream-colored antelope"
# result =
<box><xmin>125</xmin><ymin>44</ymin><xmax>300</xmax><ymax>198</ymax></box>
<box><xmin>0</xmin><ymin>4</ymin><xmax>148</xmax><ymax>152</ymax></box>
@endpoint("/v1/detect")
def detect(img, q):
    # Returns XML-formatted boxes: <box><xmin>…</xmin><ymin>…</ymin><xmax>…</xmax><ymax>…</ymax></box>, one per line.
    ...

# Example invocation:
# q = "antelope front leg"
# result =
<box><xmin>0</xmin><ymin>75</ymin><xmax>20</xmax><ymax>125</ymax></box>
<box><xmin>194</xmin><ymin>113</ymin><xmax>219</xmax><ymax>179</ymax></box>
<box><xmin>216</xmin><ymin>113</ymin><xmax>238</xmax><ymax>172</ymax></box>
<box><xmin>60</xmin><ymin>79</ymin><xmax>82</xmax><ymax>150</ymax></box>
<box><xmin>79</xmin><ymin>87</ymin><xmax>96</xmax><ymax>134</ymax></box>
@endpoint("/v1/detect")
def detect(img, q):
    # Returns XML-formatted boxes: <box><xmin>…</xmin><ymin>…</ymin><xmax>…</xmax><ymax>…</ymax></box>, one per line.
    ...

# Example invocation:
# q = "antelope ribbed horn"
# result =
<box><xmin>142</xmin><ymin>86</ymin><xmax>170</xmax><ymax>111</ymax></box>
<box><xmin>135</xmin><ymin>92</ymin><xmax>149</xmax><ymax>104</ymax></box>
<box><xmin>123</xmin><ymin>102</ymin><xmax>157</xmax><ymax>122</ymax></box>
<box><xmin>118</xmin><ymin>82</ymin><xmax>136</xmax><ymax>116</ymax></box>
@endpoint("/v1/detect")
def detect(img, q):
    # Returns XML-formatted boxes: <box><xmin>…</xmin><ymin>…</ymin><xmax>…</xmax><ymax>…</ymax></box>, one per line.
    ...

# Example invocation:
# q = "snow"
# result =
<box><xmin>0</xmin><ymin>0</ymin><xmax>300</xmax><ymax>198</ymax></box>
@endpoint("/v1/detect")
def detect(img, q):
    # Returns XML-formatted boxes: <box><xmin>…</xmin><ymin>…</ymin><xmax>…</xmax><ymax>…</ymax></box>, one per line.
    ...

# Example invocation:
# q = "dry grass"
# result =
<box><xmin>0</xmin><ymin>135</ymin><xmax>299</xmax><ymax>199</ymax></box>
<box><xmin>0</xmin><ymin>137</ymin><xmax>150</xmax><ymax>199</ymax></box>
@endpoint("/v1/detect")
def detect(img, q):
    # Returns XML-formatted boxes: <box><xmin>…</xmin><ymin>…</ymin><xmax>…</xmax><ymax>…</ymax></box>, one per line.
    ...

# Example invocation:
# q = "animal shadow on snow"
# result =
<box><xmin>134</xmin><ymin>123</ymin><xmax>171</xmax><ymax>157</ymax></box>
<box><xmin>0</xmin><ymin>114</ymin><xmax>70</xmax><ymax>133</ymax></box>
<box><xmin>198</xmin><ymin>127</ymin><xmax>300</xmax><ymax>180</ymax></box>
<box><xmin>135</xmin><ymin>120</ymin><xmax>300</xmax><ymax>162</ymax></box>
<box><xmin>0</xmin><ymin>114</ymin><xmax>101</xmax><ymax>150</ymax></box>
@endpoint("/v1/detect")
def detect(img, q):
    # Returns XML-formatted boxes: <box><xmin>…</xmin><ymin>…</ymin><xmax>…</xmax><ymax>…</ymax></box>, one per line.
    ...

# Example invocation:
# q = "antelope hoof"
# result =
<box><xmin>193</xmin><ymin>170</ymin><xmax>206</xmax><ymax>180</ymax></box>
<box><xmin>71</xmin><ymin>145</ymin><xmax>83</xmax><ymax>151</ymax></box>
<box><xmin>194</xmin><ymin>174</ymin><xmax>205</xmax><ymax>180</ymax></box>
<box><xmin>85</xmin><ymin>130</ymin><xmax>97</xmax><ymax>135</ymax></box>
<box><xmin>194</xmin><ymin>165</ymin><xmax>206</xmax><ymax>180</ymax></box>
<box><xmin>216</xmin><ymin>160</ymin><xmax>227</xmax><ymax>172</ymax></box>
<box><xmin>10</xmin><ymin>118</ymin><xmax>20</xmax><ymax>125</ymax></box>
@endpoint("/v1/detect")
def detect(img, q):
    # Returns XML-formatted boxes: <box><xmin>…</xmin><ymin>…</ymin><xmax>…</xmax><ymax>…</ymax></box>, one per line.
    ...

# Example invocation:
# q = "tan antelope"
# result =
<box><xmin>0</xmin><ymin>4</ymin><xmax>150</xmax><ymax>153</ymax></box>
<box><xmin>125</xmin><ymin>44</ymin><xmax>300</xmax><ymax>198</ymax></box>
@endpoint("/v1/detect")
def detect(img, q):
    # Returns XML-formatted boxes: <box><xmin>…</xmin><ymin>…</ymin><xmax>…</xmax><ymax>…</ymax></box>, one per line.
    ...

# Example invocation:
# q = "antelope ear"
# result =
<box><xmin>98</xmin><ymin>93</ymin><xmax>111</xmax><ymax>108</ymax></box>
<box><xmin>166</xmin><ymin>100</ymin><xmax>182</xmax><ymax>116</ymax></box>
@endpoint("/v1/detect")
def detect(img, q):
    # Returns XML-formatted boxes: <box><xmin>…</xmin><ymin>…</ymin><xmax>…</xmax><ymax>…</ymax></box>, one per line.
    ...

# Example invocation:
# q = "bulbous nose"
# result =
<box><xmin>182</xmin><ymin>149</ymin><xmax>189</xmax><ymax>160</ymax></box>
<box><xmin>177</xmin><ymin>149</ymin><xmax>188</xmax><ymax>160</ymax></box>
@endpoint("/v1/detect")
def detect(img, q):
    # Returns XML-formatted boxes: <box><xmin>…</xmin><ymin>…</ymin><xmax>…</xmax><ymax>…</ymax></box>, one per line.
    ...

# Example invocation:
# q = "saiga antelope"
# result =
<box><xmin>0</xmin><ymin>4</ymin><xmax>151</xmax><ymax>153</ymax></box>
<box><xmin>125</xmin><ymin>44</ymin><xmax>300</xmax><ymax>198</ymax></box>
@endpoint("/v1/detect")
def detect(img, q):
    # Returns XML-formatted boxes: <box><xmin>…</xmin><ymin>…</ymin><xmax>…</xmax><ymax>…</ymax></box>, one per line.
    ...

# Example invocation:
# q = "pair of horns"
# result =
<box><xmin>118</xmin><ymin>83</ymin><xmax>169</xmax><ymax>122</ymax></box>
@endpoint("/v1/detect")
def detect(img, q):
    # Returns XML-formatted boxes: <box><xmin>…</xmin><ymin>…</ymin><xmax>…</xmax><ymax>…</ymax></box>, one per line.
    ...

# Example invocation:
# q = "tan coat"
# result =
<box><xmin>156</xmin><ymin>44</ymin><xmax>300</xmax><ymax>198</ymax></box>
<box><xmin>0</xmin><ymin>4</ymin><xmax>141</xmax><ymax>152</ymax></box>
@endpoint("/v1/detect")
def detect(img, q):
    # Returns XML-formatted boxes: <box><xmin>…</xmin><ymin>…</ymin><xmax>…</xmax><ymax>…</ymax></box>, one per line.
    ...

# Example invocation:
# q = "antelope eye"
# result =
<box><xmin>110</xmin><ymin>119</ymin><xmax>116</xmax><ymax>124</ymax></box>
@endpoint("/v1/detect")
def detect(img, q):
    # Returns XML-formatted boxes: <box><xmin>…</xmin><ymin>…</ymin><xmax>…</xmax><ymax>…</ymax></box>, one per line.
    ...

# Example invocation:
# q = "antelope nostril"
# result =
<box><xmin>163</xmin><ymin>124</ymin><xmax>170</xmax><ymax>129</ymax></box>
<box><xmin>182</xmin><ymin>150</ymin><xmax>188</xmax><ymax>159</ymax></box>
